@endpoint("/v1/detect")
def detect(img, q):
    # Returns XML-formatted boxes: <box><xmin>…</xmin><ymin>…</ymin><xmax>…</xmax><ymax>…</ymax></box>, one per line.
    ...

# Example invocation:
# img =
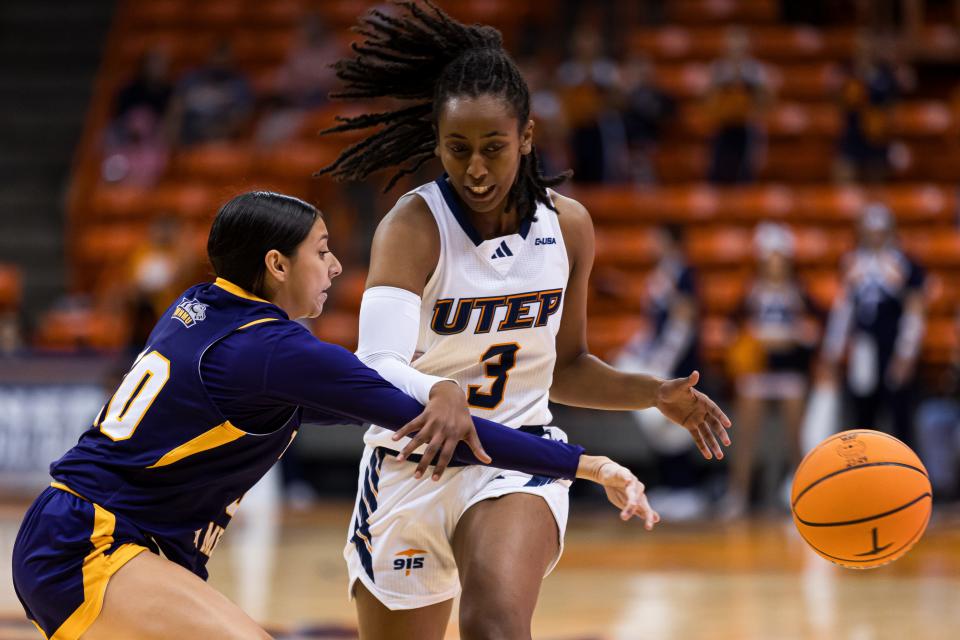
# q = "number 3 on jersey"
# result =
<box><xmin>95</xmin><ymin>351</ymin><xmax>171</xmax><ymax>440</ymax></box>
<box><xmin>467</xmin><ymin>343</ymin><xmax>520</xmax><ymax>409</ymax></box>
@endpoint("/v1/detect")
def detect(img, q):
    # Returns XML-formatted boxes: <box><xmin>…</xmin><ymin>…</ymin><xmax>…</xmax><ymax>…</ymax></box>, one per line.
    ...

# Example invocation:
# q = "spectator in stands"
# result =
<box><xmin>821</xmin><ymin>203</ymin><xmax>927</xmax><ymax>446</ymax></box>
<box><xmin>256</xmin><ymin>14</ymin><xmax>343</xmax><ymax>146</ymax></box>
<box><xmin>113</xmin><ymin>48</ymin><xmax>174</xmax><ymax>125</ymax></box>
<box><xmin>170</xmin><ymin>41</ymin><xmax>254</xmax><ymax>146</ymax></box>
<box><xmin>557</xmin><ymin>25</ymin><xmax>628</xmax><ymax>184</ymax></box>
<box><xmin>834</xmin><ymin>33</ymin><xmax>914</xmax><ymax>183</ymax></box>
<box><xmin>620</xmin><ymin>54</ymin><xmax>676</xmax><ymax>185</ymax></box>
<box><xmin>102</xmin><ymin>48</ymin><xmax>174</xmax><ymax>186</ymax></box>
<box><xmin>125</xmin><ymin>216</ymin><xmax>196</xmax><ymax>351</ymax></box>
<box><xmin>615</xmin><ymin>225</ymin><xmax>705</xmax><ymax>519</ymax></box>
<box><xmin>705</xmin><ymin>27</ymin><xmax>770</xmax><ymax>185</ymax></box>
<box><xmin>723</xmin><ymin>224</ymin><xmax>821</xmax><ymax>518</ymax></box>
<box><xmin>915</xmin><ymin>308</ymin><xmax>960</xmax><ymax>501</ymax></box>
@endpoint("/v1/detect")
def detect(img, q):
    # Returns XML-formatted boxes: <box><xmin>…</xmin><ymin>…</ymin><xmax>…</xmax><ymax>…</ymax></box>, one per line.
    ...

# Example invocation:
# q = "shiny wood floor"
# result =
<box><xmin>2</xmin><ymin>500</ymin><xmax>958</xmax><ymax>640</ymax></box>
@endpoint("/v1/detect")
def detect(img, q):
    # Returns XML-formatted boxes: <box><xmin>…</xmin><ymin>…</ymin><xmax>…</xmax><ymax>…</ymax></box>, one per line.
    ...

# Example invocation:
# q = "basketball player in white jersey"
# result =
<box><xmin>319</xmin><ymin>3</ymin><xmax>732</xmax><ymax>638</ymax></box>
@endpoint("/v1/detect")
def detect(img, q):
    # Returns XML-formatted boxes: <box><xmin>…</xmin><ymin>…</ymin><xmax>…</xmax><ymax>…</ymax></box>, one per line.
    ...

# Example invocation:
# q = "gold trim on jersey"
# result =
<box><xmin>237</xmin><ymin>317</ymin><xmax>279</xmax><ymax>331</ymax></box>
<box><xmin>50</xmin><ymin>481</ymin><xmax>88</xmax><ymax>501</ymax></box>
<box><xmin>146</xmin><ymin>421</ymin><xmax>246</xmax><ymax>469</ymax></box>
<box><xmin>213</xmin><ymin>277</ymin><xmax>271</xmax><ymax>304</ymax></box>
<box><xmin>49</xmin><ymin>502</ymin><xmax>147</xmax><ymax>639</ymax></box>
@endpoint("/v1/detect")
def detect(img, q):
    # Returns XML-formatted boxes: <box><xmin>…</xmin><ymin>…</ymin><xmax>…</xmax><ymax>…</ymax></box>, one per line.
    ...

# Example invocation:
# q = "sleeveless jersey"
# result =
<box><xmin>365</xmin><ymin>176</ymin><xmax>569</xmax><ymax>451</ymax></box>
<box><xmin>50</xmin><ymin>280</ymin><xmax>298</xmax><ymax>578</ymax></box>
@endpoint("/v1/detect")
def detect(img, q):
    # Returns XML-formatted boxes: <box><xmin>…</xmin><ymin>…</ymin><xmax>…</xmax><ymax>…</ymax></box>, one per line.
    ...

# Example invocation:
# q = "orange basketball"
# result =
<box><xmin>791</xmin><ymin>429</ymin><xmax>932</xmax><ymax>569</ymax></box>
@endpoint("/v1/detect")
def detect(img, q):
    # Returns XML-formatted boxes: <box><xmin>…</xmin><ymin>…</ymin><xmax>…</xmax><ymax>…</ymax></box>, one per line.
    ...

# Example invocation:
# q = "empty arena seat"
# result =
<box><xmin>922</xmin><ymin>316</ymin><xmax>959</xmax><ymax>365</ymax></box>
<box><xmin>668</xmin><ymin>0</ymin><xmax>777</xmax><ymax>25</ymax></box>
<box><xmin>593</xmin><ymin>228</ymin><xmax>658</xmax><ymax>269</ymax></box>
<box><xmin>586</xmin><ymin>314</ymin><xmax>644</xmax><ymax>361</ymax></box>
<box><xmin>0</xmin><ymin>264</ymin><xmax>22</xmax><ymax>311</ymax></box>
<box><xmin>312</xmin><ymin>310</ymin><xmax>358</xmax><ymax>350</ymax></box>
<box><xmin>686</xmin><ymin>227</ymin><xmax>752</xmax><ymax>266</ymax></box>
<box><xmin>34</xmin><ymin>307</ymin><xmax>129</xmax><ymax>352</ymax></box>
<box><xmin>698</xmin><ymin>271</ymin><xmax>747</xmax><ymax>314</ymax></box>
<box><xmin>891</xmin><ymin>101</ymin><xmax>954</xmax><ymax>137</ymax></box>
<box><xmin>148</xmin><ymin>183</ymin><xmax>221</xmax><ymax>220</ymax></box>
<box><xmin>171</xmin><ymin>143</ymin><xmax>256</xmax><ymax>183</ymax></box>
<box><xmin>89</xmin><ymin>184</ymin><xmax>153</xmax><ymax>220</ymax></box>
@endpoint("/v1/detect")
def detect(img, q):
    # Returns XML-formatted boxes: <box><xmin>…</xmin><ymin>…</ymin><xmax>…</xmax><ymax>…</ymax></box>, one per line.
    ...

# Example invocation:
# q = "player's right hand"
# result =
<box><xmin>576</xmin><ymin>455</ymin><xmax>660</xmax><ymax>529</ymax></box>
<box><xmin>392</xmin><ymin>380</ymin><xmax>492</xmax><ymax>480</ymax></box>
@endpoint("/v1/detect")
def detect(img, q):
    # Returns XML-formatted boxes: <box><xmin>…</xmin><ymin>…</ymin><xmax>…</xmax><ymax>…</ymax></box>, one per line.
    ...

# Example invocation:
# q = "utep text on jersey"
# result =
<box><xmin>431</xmin><ymin>288</ymin><xmax>563</xmax><ymax>335</ymax></box>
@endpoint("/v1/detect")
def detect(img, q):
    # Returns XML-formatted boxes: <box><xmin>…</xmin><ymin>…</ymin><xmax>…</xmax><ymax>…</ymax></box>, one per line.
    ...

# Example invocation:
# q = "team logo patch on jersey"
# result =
<box><xmin>535</xmin><ymin>237</ymin><xmax>556</xmax><ymax>245</ymax></box>
<box><xmin>172</xmin><ymin>297</ymin><xmax>208</xmax><ymax>327</ymax></box>
<box><xmin>394</xmin><ymin>548</ymin><xmax>428</xmax><ymax>576</ymax></box>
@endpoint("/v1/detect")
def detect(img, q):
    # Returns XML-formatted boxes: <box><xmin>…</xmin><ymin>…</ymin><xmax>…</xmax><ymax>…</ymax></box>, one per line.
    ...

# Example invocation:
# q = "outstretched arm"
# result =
<box><xmin>548</xmin><ymin>193</ymin><xmax>732</xmax><ymax>460</ymax></box>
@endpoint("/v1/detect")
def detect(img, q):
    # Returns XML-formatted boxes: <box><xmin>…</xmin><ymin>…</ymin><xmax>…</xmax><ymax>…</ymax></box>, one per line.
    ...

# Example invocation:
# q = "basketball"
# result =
<box><xmin>791</xmin><ymin>429</ymin><xmax>932</xmax><ymax>569</ymax></box>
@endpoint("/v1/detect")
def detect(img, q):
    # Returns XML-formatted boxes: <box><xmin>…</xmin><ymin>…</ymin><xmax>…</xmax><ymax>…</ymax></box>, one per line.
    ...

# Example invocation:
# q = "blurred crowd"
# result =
<box><xmin>3</xmin><ymin>2</ymin><xmax>960</xmax><ymax>517</ymax></box>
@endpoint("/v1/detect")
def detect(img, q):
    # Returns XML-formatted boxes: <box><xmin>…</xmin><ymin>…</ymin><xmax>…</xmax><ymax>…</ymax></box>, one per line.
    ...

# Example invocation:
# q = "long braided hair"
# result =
<box><xmin>317</xmin><ymin>0</ymin><xmax>571</xmax><ymax>223</ymax></box>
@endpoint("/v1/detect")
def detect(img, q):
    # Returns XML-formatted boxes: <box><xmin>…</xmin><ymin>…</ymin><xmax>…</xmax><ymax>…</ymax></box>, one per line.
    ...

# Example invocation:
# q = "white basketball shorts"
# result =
<box><xmin>343</xmin><ymin>426</ymin><xmax>572</xmax><ymax>610</ymax></box>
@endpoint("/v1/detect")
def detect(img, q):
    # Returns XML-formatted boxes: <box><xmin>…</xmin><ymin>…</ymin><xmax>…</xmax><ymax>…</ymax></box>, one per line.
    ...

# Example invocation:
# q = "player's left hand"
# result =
<box><xmin>656</xmin><ymin>370</ymin><xmax>732</xmax><ymax>460</ymax></box>
<box><xmin>392</xmin><ymin>380</ymin><xmax>492</xmax><ymax>480</ymax></box>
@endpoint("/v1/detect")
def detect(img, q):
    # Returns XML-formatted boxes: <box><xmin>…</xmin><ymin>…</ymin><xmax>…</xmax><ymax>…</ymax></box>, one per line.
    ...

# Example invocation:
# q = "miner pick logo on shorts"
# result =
<box><xmin>393</xmin><ymin>548</ymin><xmax>428</xmax><ymax>576</ymax></box>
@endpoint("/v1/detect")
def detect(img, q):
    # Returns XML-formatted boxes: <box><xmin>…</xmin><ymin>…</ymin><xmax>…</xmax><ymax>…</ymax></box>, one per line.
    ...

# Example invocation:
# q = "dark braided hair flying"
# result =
<box><xmin>317</xmin><ymin>0</ymin><xmax>571</xmax><ymax>223</ymax></box>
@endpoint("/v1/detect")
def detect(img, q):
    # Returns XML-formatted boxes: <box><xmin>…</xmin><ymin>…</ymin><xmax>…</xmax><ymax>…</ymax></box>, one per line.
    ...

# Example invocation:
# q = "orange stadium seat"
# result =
<box><xmin>801</xmin><ymin>270</ymin><xmax>841</xmax><ymax>311</ymax></box>
<box><xmin>922</xmin><ymin>316</ymin><xmax>959</xmax><ymax>365</ymax></box>
<box><xmin>172</xmin><ymin>143</ymin><xmax>256</xmax><ymax>183</ymax></box>
<box><xmin>125</xmin><ymin>0</ymin><xmax>189</xmax><ymax>28</ymax></box>
<box><xmin>891</xmin><ymin>101</ymin><xmax>954</xmax><ymax>137</ymax></box>
<box><xmin>0</xmin><ymin>264</ymin><xmax>22</xmax><ymax>311</ymax></box>
<box><xmin>586</xmin><ymin>314</ymin><xmax>643</xmax><ymax>361</ymax></box>
<box><xmin>255</xmin><ymin>141</ymin><xmax>341</xmax><ymax>181</ymax></box>
<box><xmin>593</xmin><ymin>228</ymin><xmax>659</xmax><ymax>270</ymax></box>
<box><xmin>686</xmin><ymin>227</ymin><xmax>751</xmax><ymax>267</ymax></box>
<box><xmin>194</xmin><ymin>0</ymin><xmax>245</xmax><ymax>27</ymax></box>
<box><xmin>239</xmin><ymin>0</ymin><xmax>305</xmax><ymax>27</ymax></box>
<box><xmin>698</xmin><ymin>271</ymin><xmax>747</xmax><ymax>314</ymax></box>
<box><xmin>34</xmin><ymin>307</ymin><xmax>129</xmax><ymax>352</ymax></box>
<box><xmin>700</xmin><ymin>314</ymin><xmax>735</xmax><ymax>364</ymax></box>
<box><xmin>75</xmin><ymin>224</ymin><xmax>146</xmax><ymax>267</ymax></box>
<box><xmin>89</xmin><ymin>184</ymin><xmax>153</xmax><ymax>221</ymax></box>
<box><xmin>571</xmin><ymin>185</ymin><xmax>721</xmax><ymax>225</ymax></box>
<box><xmin>148</xmin><ymin>183</ymin><xmax>221</xmax><ymax>221</ymax></box>
<box><xmin>312</xmin><ymin>310</ymin><xmax>359</xmax><ymax>350</ymax></box>
<box><xmin>668</xmin><ymin>0</ymin><xmax>777</xmax><ymax>25</ymax></box>
<box><xmin>232</xmin><ymin>28</ymin><xmax>295</xmax><ymax>67</ymax></box>
<box><xmin>330</xmin><ymin>270</ymin><xmax>367</xmax><ymax>314</ymax></box>
<box><xmin>630</xmin><ymin>26</ymin><xmax>855</xmax><ymax>63</ymax></box>
<box><xmin>759</xmin><ymin>142</ymin><xmax>835</xmax><ymax>182</ymax></box>
<box><xmin>926</xmin><ymin>273</ymin><xmax>960</xmax><ymax>314</ymax></box>
<box><xmin>118</xmin><ymin>30</ymin><xmax>217</xmax><ymax>71</ymax></box>
<box><xmin>902</xmin><ymin>231</ymin><xmax>960</xmax><ymax>269</ymax></box>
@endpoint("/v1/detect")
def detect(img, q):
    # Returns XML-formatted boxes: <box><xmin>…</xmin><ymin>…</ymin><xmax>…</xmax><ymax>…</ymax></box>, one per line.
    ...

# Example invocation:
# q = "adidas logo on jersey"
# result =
<box><xmin>172</xmin><ymin>297</ymin><xmax>208</xmax><ymax>328</ymax></box>
<box><xmin>490</xmin><ymin>240</ymin><xmax>513</xmax><ymax>259</ymax></box>
<box><xmin>535</xmin><ymin>237</ymin><xmax>556</xmax><ymax>245</ymax></box>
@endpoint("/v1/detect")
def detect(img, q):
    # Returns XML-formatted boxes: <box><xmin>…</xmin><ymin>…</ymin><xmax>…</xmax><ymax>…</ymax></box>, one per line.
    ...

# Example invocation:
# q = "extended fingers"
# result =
<box><xmin>397</xmin><ymin>428</ymin><xmax>429</xmax><ymax>461</ymax></box>
<box><xmin>690</xmin><ymin>428</ymin><xmax>713</xmax><ymax>460</ymax></box>
<box><xmin>699</xmin><ymin>421</ymin><xmax>724</xmax><ymax>460</ymax></box>
<box><xmin>431</xmin><ymin>439</ymin><xmax>458</xmax><ymax>481</ymax></box>
<box><xmin>708</xmin><ymin>412</ymin><xmax>731</xmax><ymax>447</ymax></box>
<box><xmin>414</xmin><ymin>435</ymin><xmax>442</xmax><ymax>479</ymax></box>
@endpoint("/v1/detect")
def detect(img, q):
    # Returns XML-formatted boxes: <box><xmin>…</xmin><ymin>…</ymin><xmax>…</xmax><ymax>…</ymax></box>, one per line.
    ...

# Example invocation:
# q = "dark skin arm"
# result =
<box><xmin>549</xmin><ymin>192</ymin><xmax>732</xmax><ymax>460</ymax></box>
<box><xmin>363</xmin><ymin>193</ymin><xmax>489</xmax><ymax>478</ymax></box>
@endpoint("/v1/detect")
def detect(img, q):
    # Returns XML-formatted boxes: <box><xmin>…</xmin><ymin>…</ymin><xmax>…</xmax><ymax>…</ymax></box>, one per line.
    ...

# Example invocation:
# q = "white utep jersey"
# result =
<box><xmin>364</xmin><ymin>177</ymin><xmax>570</xmax><ymax>451</ymax></box>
